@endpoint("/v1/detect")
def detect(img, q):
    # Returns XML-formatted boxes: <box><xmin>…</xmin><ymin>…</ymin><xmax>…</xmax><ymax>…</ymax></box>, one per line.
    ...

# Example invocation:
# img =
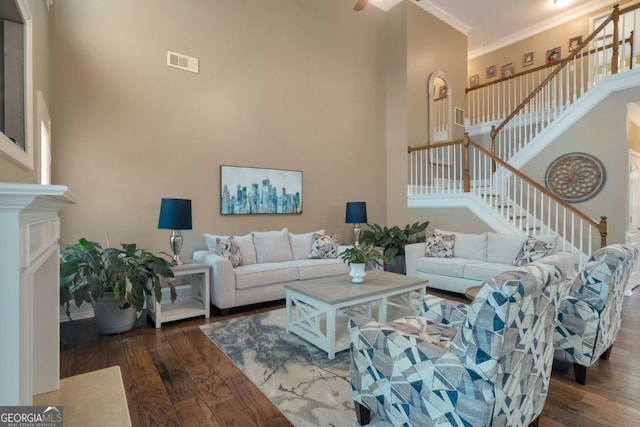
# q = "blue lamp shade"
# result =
<box><xmin>158</xmin><ymin>198</ymin><xmax>192</xmax><ymax>230</ymax></box>
<box><xmin>345</xmin><ymin>201</ymin><xmax>367</xmax><ymax>224</ymax></box>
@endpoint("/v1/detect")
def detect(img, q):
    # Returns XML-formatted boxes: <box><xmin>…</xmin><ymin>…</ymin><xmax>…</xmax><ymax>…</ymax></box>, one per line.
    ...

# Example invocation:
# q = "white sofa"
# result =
<box><xmin>193</xmin><ymin>228</ymin><xmax>348</xmax><ymax>313</ymax></box>
<box><xmin>405</xmin><ymin>229</ymin><xmax>575</xmax><ymax>294</ymax></box>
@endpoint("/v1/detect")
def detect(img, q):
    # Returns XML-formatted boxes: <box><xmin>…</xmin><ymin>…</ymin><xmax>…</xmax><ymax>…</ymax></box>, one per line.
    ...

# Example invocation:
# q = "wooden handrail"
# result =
<box><xmin>493</xmin><ymin>5</ymin><xmax>619</xmax><ymax>135</ymax></box>
<box><xmin>466</xmin><ymin>35</ymin><xmax>633</xmax><ymax>94</ymax></box>
<box><xmin>408</xmin><ymin>136</ymin><xmax>604</xmax><ymax>231</ymax></box>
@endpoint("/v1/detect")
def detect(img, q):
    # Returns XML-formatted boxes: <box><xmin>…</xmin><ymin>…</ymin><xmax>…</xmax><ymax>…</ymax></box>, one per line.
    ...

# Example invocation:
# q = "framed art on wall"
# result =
<box><xmin>486</xmin><ymin>65</ymin><xmax>496</xmax><ymax>79</ymax></box>
<box><xmin>469</xmin><ymin>74</ymin><xmax>479</xmax><ymax>88</ymax></box>
<box><xmin>220</xmin><ymin>165</ymin><xmax>302</xmax><ymax>215</ymax></box>
<box><xmin>569</xmin><ymin>35</ymin><xmax>582</xmax><ymax>52</ymax></box>
<box><xmin>546</xmin><ymin>47</ymin><xmax>561</xmax><ymax>64</ymax></box>
<box><xmin>522</xmin><ymin>52</ymin><xmax>534</xmax><ymax>67</ymax></box>
<box><xmin>501</xmin><ymin>63</ymin><xmax>513</xmax><ymax>78</ymax></box>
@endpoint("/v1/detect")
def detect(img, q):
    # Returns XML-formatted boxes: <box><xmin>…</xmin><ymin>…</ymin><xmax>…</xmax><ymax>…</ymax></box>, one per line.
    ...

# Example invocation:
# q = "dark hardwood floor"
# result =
<box><xmin>60</xmin><ymin>288</ymin><xmax>640</xmax><ymax>426</ymax></box>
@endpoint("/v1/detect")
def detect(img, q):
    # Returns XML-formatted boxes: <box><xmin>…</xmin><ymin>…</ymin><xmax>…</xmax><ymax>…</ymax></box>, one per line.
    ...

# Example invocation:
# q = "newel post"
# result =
<box><xmin>463</xmin><ymin>133</ymin><xmax>471</xmax><ymax>192</ymax></box>
<box><xmin>612</xmin><ymin>4</ymin><xmax>620</xmax><ymax>74</ymax></box>
<box><xmin>599</xmin><ymin>216</ymin><xmax>608</xmax><ymax>248</ymax></box>
<box><xmin>490</xmin><ymin>126</ymin><xmax>497</xmax><ymax>173</ymax></box>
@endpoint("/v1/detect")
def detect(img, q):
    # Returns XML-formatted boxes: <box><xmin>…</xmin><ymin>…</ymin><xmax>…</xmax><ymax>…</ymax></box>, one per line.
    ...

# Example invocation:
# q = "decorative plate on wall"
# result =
<box><xmin>544</xmin><ymin>152</ymin><xmax>606</xmax><ymax>203</ymax></box>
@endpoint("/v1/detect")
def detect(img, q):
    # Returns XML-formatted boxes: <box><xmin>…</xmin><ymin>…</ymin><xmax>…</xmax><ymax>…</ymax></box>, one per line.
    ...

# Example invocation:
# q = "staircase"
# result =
<box><xmin>408</xmin><ymin>4</ymin><xmax>639</xmax><ymax>266</ymax></box>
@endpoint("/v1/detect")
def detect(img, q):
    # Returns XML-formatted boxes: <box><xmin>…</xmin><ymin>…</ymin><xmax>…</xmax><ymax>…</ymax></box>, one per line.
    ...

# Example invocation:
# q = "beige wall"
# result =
<box><xmin>51</xmin><ymin>0</ymin><xmax>390</xmax><ymax>254</ymax></box>
<box><xmin>385</xmin><ymin>1</ymin><xmax>468</xmax><ymax>230</ymax></box>
<box><xmin>0</xmin><ymin>0</ymin><xmax>50</xmax><ymax>183</ymax></box>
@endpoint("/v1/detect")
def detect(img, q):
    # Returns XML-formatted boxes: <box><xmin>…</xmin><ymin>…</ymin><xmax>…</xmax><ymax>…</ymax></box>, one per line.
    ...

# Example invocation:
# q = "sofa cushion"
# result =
<box><xmin>416</xmin><ymin>257</ymin><xmax>483</xmax><ymax>278</ymax></box>
<box><xmin>289</xmin><ymin>230</ymin><xmax>324</xmax><ymax>260</ymax></box>
<box><xmin>436</xmin><ymin>229</ymin><xmax>487</xmax><ymax>261</ymax></box>
<box><xmin>309</xmin><ymin>233</ymin><xmax>338</xmax><ymax>259</ymax></box>
<box><xmin>486</xmin><ymin>233</ymin><xmax>528</xmax><ymax>264</ymax></box>
<box><xmin>425</xmin><ymin>232</ymin><xmax>455</xmax><ymax>258</ymax></box>
<box><xmin>234</xmin><ymin>262</ymin><xmax>299</xmax><ymax>290</ymax></box>
<box><xmin>204</xmin><ymin>232</ymin><xmax>257</xmax><ymax>265</ymax></box>
<box><xmin>252</xmin><ymin>228</ymin><xmax>293</xmax><ymax>263</ymax></box>
<box><xmin>514</xmin><ymin>236</ymin><xmax>554</xmax><ymax>266</ymax></box>
<box><xmin>296</xmin><ymin>259</ymin><xmax>348</xmax><ymax>280</ymax></box>
<box><xmin>216</xmin><ymin>237</ymin><xmax>242</xmax><ymax>267</ymax></box>
<box><xmin>463</xmin><ymin>262</ymin><xmax>514</xmax><ymax>282</ymax></box>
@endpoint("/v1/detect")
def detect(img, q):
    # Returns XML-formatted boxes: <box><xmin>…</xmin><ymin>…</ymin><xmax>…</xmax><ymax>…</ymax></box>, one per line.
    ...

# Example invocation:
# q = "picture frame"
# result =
<box><xmin>546</xmin><ymin>46</ymin><xmax>561</xmax><ymax>64</ymax></box>
<box><xmin>220</xmin><ymin>165</ymin><xmax>302</xmax><ymax>215</ymax></box>
<box><xmin>569</xmin><ymin>35</ymin><xmax>582</xmax><ymax>52</ymax></box>
<box><xmin>438</xmin><ymin>85</ymin><xmax>448</xmax><ymax>98</ymax></box>
<box><xmin>501</xmin><ymin>63</ymin><xmax>514</xmax><ymax>78</ymax></box>
<box><xmin>469</xmin><ymin>74</ymin><xmax>479</xmax><ymax>88</ymax></box>
<box><xmin>522</xmin><ymin>52</ymin><xmax>534</xmax><ymax>67</ymax></box>
<box><xmin>486</xmin><ymin>65</ymin><xmax>497</xmax><ymax>79</ymax></box>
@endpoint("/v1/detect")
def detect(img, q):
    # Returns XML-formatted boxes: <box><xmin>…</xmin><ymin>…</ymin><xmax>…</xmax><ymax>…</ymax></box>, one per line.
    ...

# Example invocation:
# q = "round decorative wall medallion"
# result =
<box><xmin>544</xmin><ymin>152</ymin><xmax>606</xmax><ymax>203</ymax></box>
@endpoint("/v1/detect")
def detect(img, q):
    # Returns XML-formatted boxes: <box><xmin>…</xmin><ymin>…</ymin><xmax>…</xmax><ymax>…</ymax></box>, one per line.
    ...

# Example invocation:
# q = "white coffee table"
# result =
<box><xmin>284</xmin><ymin>270</ymin><xmax>428</xmax><ymax>359</ymax></box>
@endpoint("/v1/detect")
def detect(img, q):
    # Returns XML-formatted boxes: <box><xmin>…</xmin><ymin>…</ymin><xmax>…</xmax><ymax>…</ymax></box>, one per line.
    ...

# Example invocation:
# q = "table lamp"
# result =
<box><xmin>158</xmin><ymin>198</ymin><xmax>192</xmax><ymax>265</ymax></box>
<box><xmin>345</xmin><ymin>201</ymin><xmax>367</xmax><ymax>247</ymax></box>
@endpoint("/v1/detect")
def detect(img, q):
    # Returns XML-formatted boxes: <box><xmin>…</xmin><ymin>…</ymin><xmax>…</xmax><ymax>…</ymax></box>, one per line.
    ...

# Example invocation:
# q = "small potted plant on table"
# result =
<box><xmin>339</xmin><ymin>243</ymin><xmax>384</xmax><ymax>283</ymax></box>
<box><xmin>60</xmin><ymin>237</ymin><xmax>175</xmax><ymax>334</ymax></box>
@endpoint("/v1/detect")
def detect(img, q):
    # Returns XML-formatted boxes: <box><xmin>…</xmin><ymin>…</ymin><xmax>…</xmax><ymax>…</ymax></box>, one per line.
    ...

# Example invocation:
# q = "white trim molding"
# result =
<box><xmin>0</xmin><ymin>0</ymin><xmax>34</xmax><ymax>170</ymax></box>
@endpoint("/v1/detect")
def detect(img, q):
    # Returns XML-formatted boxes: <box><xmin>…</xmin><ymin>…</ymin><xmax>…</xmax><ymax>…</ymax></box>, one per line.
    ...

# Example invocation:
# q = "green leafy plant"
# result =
<box><xmin>339</xmin><ymin>243</ymin><xmax>384</xmax><ymax>267</ymax></box>
<box><xmin>360</xmin><ymin>221</ymin><xmax>429</xmax><ymax>262</ymax></box>
<box><xmin>60</xmin><ymin>237</ymin><xmax>175</xmax><ymax>320</ymax></box>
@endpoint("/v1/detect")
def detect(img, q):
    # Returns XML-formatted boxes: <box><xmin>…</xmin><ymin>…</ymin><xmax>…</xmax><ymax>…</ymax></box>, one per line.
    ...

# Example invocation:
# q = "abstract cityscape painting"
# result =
<box><xmin>220</xmin><ymin>165</ymin><xmax>302</xmax><ymax>215</ymax></box>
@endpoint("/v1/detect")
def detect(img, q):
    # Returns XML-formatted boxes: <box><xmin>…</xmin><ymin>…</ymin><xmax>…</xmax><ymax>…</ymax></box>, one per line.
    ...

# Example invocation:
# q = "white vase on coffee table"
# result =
<box><xmin>349</xmin><ymin>263</ymin><xmax>366</xmax><ymax>283</ymax></box>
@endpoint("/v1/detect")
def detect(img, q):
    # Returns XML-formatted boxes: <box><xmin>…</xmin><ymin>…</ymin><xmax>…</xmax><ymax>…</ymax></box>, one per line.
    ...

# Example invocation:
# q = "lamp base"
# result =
<box><xmin>169</xmin><ymin>230</ymin><xmax>184</xmax><ymax>266</ymax></box>
<box><xmin>353</xmin><ymin>223</ymin><xmax>362</xmax><ymax>247</ymax></box>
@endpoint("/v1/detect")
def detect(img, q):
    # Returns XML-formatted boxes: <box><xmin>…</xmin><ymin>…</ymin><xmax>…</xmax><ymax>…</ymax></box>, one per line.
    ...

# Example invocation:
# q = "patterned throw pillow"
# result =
<box><xmin>513</xmin><ymin>236</ymin><xmax>553</xmax><ymax>266</ymax></box>
<box><xmin>216</xmin><ymin>237</ymin><xmax>243</xmax><ymax>267</ymax></box>
<box><xmin>425</xmin><ymin>232</ymin><xmax>455</xmax><ymax>258</ymax></box>
<box><xmin>309</xmin><ymin>233</ymin><xmax>338</xmax><ymax>259</ymax></box>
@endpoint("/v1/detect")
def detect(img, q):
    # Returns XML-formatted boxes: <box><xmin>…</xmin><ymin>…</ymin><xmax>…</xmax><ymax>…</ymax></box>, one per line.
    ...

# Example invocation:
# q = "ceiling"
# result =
<box><xmin>369</xmin><ymin>0</ymin><xmax>620</xmax><ymax>58</ymax></box>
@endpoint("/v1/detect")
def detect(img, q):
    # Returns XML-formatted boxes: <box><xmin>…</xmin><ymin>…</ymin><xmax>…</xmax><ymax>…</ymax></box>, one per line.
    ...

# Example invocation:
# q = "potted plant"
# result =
<box><xmin>60</xmin><ymin>237</ymin><xmax>175</xmax><ymax>334</ymax></box>
<box><xmin>360</xmin><ymin>221</ymin><xmax>429</xmax><ymax>274</ymax></box>
<box><xmin>339</xmin><ymin>243</ymin><xmax>384</xmax><ymax>283</ymax></box>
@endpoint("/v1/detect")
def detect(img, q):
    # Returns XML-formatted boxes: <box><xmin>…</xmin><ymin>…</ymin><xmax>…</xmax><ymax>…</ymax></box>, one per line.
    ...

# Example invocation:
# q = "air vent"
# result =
<box><xmin>167</xmin><ymin>51</ymin><xmax>199</xmax><ymax>74</ymax></box>
<box><xmin>455</xmin><ymin>107</ymin><xmax>465</xmax><ymax>126</ymax></box>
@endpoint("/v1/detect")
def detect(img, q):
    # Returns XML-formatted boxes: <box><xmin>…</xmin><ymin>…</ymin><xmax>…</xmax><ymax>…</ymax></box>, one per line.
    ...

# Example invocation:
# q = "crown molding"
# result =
<box><xmin>468</xmin><ymin>0</ymin><xmax>618</xmax><ymax>59</ymax></box>
<box><xmin>412</xmin><ymin>0</ymin><xmax>470</xmax><ymax>35</ymax></box>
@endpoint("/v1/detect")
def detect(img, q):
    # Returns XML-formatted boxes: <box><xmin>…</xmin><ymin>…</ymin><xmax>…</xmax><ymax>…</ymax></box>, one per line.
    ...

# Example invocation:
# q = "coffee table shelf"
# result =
<box><xmin>284</xmin><ymin>271</ymin><xmax>428</xmax><ymax>359</ymax></box>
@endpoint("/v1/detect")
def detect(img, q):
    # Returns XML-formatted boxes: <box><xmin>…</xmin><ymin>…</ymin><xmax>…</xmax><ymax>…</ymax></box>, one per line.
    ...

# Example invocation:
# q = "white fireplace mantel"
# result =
<box><xmin>0</xmin><ymin>183</ymin><xmax>77</xmax><ymax>405</ymax></box>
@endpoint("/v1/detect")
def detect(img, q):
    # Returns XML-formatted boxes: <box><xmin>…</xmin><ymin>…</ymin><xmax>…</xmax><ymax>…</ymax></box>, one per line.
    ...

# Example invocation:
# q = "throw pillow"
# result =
<box><xmin>309</xmin><ymin>233</ymin><xmax>338</xmax><ymax>259</ymax></box>
<box><xmin>252</xmin><ymin>228</ymin><xmax>293</xmax><ymax>263</ymax></box>
<box><xmin>215</xmin><ymin>237</ymin><xmax>243</xmax><ymax>267</ymax></box>
<box><xmin>204</xmin><ymin>232</ymin><xmax>257</xmax><ymax>265</ymax></box>
<box><xmin>424</xmin><ymin>232</ymin><xmax>455</xmax><ymax>258</ymax></box>
<box><xmin>435</xmin><ymin>229</ymin><xmax>487</xmax><ymax>261</ymax></box>
<box><xmin>514</xmin><ymin>236</ymin><xmax>554</xmax><ymax>266</ymax></box>
<box><xmin>486</xmin><ymin>233</ymin><xmax>529</xmax><ymax>264</ymax></box>
<box><xmin>289</xmin><ymin>229</ymin><xmax>325</xmax><ymax>261</ymax></box>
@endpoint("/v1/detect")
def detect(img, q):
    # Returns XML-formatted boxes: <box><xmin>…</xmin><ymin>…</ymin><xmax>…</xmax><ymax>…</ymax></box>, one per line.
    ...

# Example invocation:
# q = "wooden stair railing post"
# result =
<box><xmin>463</xmin><ymin>133</ymin><xmax>471</xmax><ymax>192</ymax></box>
<box><xmin>599</xmin><ymin>216</ymin><xmax>608</xmax><ymax>248</ymax></box>
<box><xmin>490</xmin><ymin>126</ymin><xmax>497</xmax><ymax>173</ymax></box>
<box><xmin>612</xmin><ymin>5</ymin><xmax>620</xmax><ymax>74</ymax></box>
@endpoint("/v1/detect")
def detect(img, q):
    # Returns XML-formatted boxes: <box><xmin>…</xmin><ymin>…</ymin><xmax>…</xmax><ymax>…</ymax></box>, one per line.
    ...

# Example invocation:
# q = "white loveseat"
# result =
<box><xmin>405</xmin><ymin>229</ymin><xmax>575</xmax><ymax>294</ymax></box>
<box><xmin>193</xmin><ymin>228</ymin><xmax>348</xmax><ymax>313</ymax></box>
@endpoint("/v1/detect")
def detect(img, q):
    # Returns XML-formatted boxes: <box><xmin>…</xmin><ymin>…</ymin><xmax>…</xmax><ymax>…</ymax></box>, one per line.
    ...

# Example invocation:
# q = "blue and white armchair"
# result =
<box><xmin>349</xmin><ymin>262</ymin><xmax>564</xmax><ymax>427</ymax></box>
<box><xmin>553</xmin><ymin>244</ymin><xmax>638</xmax><ymax>384</ymax></box>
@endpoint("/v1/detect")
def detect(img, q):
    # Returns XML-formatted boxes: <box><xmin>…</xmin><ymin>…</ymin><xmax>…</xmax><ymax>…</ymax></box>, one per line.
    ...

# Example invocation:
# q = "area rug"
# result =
<box><xmin>200</xmin><ymin>308</ymin><xmax>388</xmax><ymax>427</ymax></box>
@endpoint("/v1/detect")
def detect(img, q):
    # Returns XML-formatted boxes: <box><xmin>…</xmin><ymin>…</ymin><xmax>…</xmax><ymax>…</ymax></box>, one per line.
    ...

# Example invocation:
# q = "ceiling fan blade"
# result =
<box><xmin>353</xmin><ymin>0</ymin><xmax>368</xmax><ymax>11</ymax></box>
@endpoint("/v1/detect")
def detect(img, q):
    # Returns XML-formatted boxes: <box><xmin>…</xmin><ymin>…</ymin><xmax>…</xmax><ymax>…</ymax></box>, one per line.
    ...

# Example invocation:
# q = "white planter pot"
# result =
<box><xmin>92</xmin><ymin>293</ymin><xmax>137</xmax><ymax>334</ymax></box>
<box><xmin>349</xmin><ymin>263</ymin><xmax>367</xmax><ymax>283</ymax></box>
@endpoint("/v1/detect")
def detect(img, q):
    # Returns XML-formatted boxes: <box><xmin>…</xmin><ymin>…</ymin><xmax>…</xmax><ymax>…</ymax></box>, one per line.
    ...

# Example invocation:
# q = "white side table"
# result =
<box><xmin>146</xmin><ymin>262</ymin><xmax>211</xmax><ymax>328</ymax></box>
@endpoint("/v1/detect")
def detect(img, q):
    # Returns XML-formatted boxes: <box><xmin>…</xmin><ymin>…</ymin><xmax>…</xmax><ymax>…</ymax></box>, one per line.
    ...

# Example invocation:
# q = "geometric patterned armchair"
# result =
<box><xmin>349</xmin><ymin>262</ymin><xmax>564</xmax><ymax>427</ymax></box>
<box><xmin>553</xmin><ymin>244</ymin><xmax>638</xmax><ymax>385</ymax></box>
